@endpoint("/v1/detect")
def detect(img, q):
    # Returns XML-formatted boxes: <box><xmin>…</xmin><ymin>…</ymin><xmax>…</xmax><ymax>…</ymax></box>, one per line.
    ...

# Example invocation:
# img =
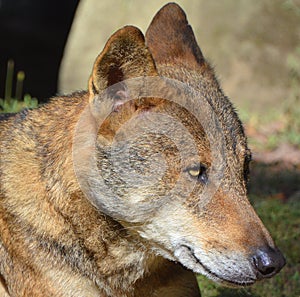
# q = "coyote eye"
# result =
<box><xmin>186</xmin><ymin>164</ymin><xmax>208</xmax><ymax>184</ymax></box>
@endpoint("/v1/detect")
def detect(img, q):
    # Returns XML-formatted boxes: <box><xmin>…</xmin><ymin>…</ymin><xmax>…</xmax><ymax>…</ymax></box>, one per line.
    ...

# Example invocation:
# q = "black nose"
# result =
<box><xmin>252</xmin><ymin>247</ymin><xmax>286</xmax><ymax>279</ymax></box>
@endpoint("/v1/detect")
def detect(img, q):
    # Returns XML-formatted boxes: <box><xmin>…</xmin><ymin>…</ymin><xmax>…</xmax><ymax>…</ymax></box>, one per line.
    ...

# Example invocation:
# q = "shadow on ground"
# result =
<box><xmin>249</xmin><ymin>161</ymin><xmax>300</xmax><ymax>202</ymax></box>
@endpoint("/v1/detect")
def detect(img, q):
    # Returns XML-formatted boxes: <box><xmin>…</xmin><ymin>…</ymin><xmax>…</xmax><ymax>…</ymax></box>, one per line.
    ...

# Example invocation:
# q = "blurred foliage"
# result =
<box><xmin>0</xmin><ymin>60</ymin><xmax>38</xmax><ymax>113</ymax></box>
<box><xmin>284</xmin><ymin>44</ymin><xmax>300</xmax><ymax>147</ymax></box>
<box><xmin>241</xmin><ymin>41</ymin><xmax>300</xmax><ymax>150</ymax></box>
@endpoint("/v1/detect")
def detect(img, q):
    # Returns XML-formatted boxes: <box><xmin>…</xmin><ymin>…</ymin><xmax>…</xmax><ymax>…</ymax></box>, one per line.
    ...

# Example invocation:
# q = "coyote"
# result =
<box><xmin>0</xmin><ymin>3</ymin><xmax>285</xmax><ymax>297</ymax></box>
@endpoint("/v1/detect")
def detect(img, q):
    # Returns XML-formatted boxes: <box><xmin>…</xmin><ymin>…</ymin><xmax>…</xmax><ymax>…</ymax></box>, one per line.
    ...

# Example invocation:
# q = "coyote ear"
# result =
<box><xmin>89</xmin><ymin>26</ymin><xmax>157</xmax><ymax>100</ymax></box>
<box><xmin>145</xmin><ymin>3</ymin><xmax>204</xmax><ymax>68</ymax></box>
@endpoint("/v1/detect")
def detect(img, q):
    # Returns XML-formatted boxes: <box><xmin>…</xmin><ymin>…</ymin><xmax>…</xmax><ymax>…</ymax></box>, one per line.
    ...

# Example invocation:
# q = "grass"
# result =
<box><xmin>0</xmin><ymin>60</ymin><xmax>38</xmax><ymax>113</ymax></box>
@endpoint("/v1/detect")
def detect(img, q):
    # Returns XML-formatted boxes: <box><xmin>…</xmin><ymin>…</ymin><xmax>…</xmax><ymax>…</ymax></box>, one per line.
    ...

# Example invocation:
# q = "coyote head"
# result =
<box><xmin>73</xmin><ymin>3</ymin><xmax>285</xmax><ymax>287</ymax></box>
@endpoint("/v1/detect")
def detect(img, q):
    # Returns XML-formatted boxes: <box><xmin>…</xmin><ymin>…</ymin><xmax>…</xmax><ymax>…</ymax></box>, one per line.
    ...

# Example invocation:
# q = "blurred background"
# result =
<box><xmin>0</xmin><ymin>0</ymin><xmax>299</xmax><ymax>296</ymax></box>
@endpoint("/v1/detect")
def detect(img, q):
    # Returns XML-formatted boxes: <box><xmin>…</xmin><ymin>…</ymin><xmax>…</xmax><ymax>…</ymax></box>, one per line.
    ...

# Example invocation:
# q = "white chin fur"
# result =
<box><xmin>173</xmin><ymin>245</ymin><xmax>256</xmax><ymax>286</ymax></box>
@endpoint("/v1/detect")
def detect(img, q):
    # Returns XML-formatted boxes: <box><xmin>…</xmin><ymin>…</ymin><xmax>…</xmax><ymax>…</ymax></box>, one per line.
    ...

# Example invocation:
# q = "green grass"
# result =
<box><xmin>0</xmin><ymin>94</ymin><xmax>38</xmax><ymax>113</ymax></box>
<box><xmin>0</xmin><ymin>60</ymin><xmax>38</xmax><ymax>113</ymax></box>
<box><xmin>197</xmin><ymin>163</ymin><xmax>300</xmax><ymax>297</ymax></box>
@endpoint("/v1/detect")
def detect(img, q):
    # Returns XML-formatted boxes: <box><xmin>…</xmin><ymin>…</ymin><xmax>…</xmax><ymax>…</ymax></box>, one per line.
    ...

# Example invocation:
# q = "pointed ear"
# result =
<box><xmin>89</xmin><ymin>26</ymin><xmax>157</xmax><ymax>98</ymax></box>
<box><xmin>145</xmin><ymin>3</ymin><xmax>204</xmax><ymax>68</ymax></box>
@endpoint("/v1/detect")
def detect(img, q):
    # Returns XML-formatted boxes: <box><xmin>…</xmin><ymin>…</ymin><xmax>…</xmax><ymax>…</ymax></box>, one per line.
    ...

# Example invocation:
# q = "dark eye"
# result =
<box><xmin>186</xmin><ymin>164</ymin><xmax>208</xmax><ymax>184</ymax></box>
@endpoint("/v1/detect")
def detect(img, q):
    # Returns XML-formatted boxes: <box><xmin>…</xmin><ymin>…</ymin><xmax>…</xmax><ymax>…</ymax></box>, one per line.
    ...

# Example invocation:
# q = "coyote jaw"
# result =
<box><xmin>174</xmin><ymin>244</ymin><xmax>256</xmax><ymax>287</ymax></box>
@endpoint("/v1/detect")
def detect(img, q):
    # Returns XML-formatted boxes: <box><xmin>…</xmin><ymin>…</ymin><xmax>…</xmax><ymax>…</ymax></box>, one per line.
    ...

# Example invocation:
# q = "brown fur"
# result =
<box><xmin>0</xmin><ymin>3</ymin><xmax>284</xmax><ymax>297</ymax></box>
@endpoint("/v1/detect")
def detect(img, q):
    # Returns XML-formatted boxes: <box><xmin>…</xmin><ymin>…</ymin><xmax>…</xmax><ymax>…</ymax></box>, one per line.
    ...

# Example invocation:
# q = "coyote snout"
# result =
<box><xmin>140</xmin><ymin>188</ymin><xmax>286</xmax><ymax>286</ymax></box>
<box><xmin>0</xmin><ymin>2</ymin><xmax>285</xmax><ymax>297</ymax></box>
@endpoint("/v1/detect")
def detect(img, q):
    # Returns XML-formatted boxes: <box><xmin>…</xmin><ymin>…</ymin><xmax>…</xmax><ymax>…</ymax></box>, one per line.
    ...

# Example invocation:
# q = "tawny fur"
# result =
<box><xmin>0</xmin><ymin>3</ymin><xmax>284</xmax><ymax>297</ymax></box>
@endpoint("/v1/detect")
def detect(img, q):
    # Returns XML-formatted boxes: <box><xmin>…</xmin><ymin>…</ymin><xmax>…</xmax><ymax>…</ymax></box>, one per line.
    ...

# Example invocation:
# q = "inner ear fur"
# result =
<box><xmin>89</xmin><ymin>26</ymin><xmax>157</xmax><ymax>97</ymax></box>
<box><xmin>145</xmin><ymin>3</ymin><xmax>205</xmax><ymax>68</ymax></box>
